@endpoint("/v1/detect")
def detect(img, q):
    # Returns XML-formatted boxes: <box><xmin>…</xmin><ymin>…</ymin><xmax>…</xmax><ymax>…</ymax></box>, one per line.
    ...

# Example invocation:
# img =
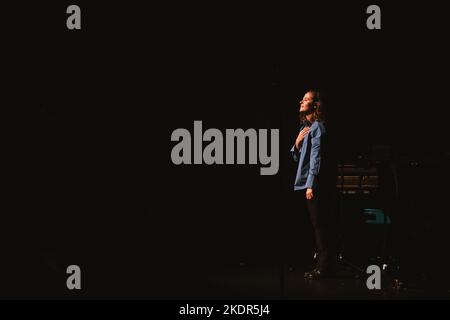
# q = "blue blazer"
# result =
<box><xmin>290</xmin><ymin>121</ymin><xmax>326</xmax><ymax>191</ymax></box>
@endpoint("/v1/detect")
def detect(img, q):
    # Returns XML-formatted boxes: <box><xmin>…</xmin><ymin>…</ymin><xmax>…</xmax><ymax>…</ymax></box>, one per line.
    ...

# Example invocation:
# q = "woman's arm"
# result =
<box><xmin>290</xmin><ymin>126</ymin><xmax>310</xmax><ymax>162</ymax></box>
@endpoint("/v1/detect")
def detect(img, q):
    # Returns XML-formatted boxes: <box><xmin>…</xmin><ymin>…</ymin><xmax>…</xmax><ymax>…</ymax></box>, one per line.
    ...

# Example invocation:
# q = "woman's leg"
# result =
<box><xmin>306</xmin><ymin>190</ymin><xmax>337</xmax><ymax>273</ymax></box>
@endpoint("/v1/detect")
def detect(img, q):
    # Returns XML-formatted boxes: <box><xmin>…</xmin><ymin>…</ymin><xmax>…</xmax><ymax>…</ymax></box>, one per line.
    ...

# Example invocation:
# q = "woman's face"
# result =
<box><xmin>299</xmin><ymin>92</ymin><xmax>315</xmax><ymax>113</ymax></box>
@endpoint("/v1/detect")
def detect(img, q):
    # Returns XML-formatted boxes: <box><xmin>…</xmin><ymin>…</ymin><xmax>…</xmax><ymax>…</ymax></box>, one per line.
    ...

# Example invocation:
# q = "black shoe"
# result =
<box><xmin>304</xmin><ymin>268</ymin><xmax>318</xmax><ymax>278</ymax></box>
<box><xmin>305</xmin><ymin>268</ymin><xmax>336</xmax><ymax>279</ymax></box>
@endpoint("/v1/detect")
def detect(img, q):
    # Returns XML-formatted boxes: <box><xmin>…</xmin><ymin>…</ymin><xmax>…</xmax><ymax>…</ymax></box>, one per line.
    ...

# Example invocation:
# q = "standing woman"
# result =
<box><xmin>290</xmin><ymin>89</ymin><xmax>337</xmax><ymax>279</ymax></box>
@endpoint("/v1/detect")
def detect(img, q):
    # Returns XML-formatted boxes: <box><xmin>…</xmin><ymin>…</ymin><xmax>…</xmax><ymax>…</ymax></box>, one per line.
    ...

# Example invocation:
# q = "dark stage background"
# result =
<box><xmin>8</xmin><ymin>1</ymin><xmax>449</xmax><ymax>298</ymax></box>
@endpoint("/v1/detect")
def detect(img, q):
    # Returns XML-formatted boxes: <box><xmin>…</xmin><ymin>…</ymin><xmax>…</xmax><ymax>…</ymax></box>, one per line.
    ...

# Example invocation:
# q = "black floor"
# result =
<box><xmin>168</xmin><ymin>261</ymin><xmax>450</xmax><ymax>300</ymax></box>
<box><xmin>3</xmin><ymin>251</ymin><xmax>450</xmax><ymax>299</ymax></box>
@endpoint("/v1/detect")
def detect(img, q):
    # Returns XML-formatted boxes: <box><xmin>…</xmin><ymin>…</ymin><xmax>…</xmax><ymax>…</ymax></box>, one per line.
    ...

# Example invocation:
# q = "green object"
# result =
<box><xmin>363</xmin><ymin>208</ymin><xmax>391</xmax><ymax>225</ymax></box>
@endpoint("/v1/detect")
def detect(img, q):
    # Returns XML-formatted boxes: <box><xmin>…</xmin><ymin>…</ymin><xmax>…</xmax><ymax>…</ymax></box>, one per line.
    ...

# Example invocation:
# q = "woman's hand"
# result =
<box><xmin>306</xmin><ymin>188</ymin><xmax>314</xmax><ymax>200</ymax></box>
<box><xmin>295</xmin><ymin>126</ymin><xmax>310</xmax><ymax>150</ymax></box>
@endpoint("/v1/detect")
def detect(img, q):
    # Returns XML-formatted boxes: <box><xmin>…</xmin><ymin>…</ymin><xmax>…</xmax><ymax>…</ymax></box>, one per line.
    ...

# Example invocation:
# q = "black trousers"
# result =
<box><xmin>304</xmin><ymin>188</ymin><xmax>338</xmax><ymax>271</ymax></box>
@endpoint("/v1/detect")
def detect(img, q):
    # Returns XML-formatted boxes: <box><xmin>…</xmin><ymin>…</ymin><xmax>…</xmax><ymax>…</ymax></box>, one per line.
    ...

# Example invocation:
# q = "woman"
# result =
<box><xmin>290</xmin><ymin>89</ymin><xmax>337</xmax><ymax>279</ymax></box>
